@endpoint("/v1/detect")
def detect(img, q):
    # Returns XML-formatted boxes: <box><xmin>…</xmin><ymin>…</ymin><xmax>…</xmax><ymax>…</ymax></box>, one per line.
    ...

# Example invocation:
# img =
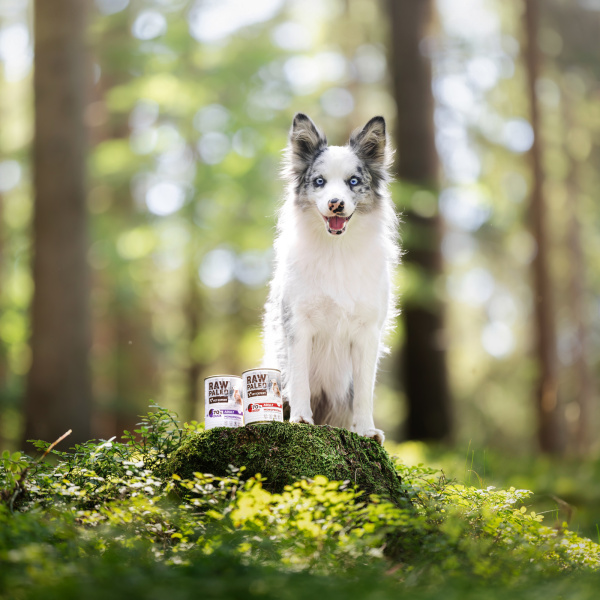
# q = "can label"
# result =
<box><xmin>242</xmin><ymin>368</ymin><xmax>283</xmax><ymax>425</ymax></box>
<box><xmin>204</xmin><ymin>375</ymin><xmax>244</xmax><ymax>430</ymax></box>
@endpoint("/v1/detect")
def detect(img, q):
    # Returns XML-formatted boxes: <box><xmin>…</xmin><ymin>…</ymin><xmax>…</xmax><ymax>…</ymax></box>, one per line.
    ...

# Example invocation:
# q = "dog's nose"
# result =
<box><xmin>328</xmin><ymin>199</ymin><xmax>345</xmax><ymax>214</ymax></box>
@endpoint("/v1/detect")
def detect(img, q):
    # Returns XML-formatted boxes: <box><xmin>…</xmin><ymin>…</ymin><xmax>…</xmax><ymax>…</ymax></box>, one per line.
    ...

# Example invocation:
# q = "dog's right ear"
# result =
<box><xmin>288</xmin><ymin>113</ymin><xmax>327</xmax><ymax>176</ymax></box>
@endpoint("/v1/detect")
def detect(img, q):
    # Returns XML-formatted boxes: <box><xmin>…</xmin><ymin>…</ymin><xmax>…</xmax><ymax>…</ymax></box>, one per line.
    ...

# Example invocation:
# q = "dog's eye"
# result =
<box><xmin>349</xmin><ymin>177</ymin><xmax>360</xmax><ymax>186</ymax></box>
<box><xmin>314</xmin><ymin>177</ymin><xmax>325</xmax><ymax>187</ymax></box>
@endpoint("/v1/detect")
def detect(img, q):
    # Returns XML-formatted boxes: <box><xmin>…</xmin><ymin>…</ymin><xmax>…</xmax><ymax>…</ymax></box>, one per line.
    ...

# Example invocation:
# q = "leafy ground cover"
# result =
<box><xmin>1</xmin><ymin>405</ymin><xmax>600</xmax><ymax>599</ymax></box>
<box><xmin>390</xmin><ymin>440</ymin><xmax>600</xmax><ymax>542</ymax></box>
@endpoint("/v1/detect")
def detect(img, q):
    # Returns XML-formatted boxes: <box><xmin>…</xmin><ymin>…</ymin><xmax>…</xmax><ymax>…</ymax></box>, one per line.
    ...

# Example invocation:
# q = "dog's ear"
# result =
<box><xmin>350</xmin><ymin>116</ymin><xmax>392</xmax><ymax>192</ymax></box>
<box><xmin>288</xmin><ymin>113</ymin><xmax>327</xmax><ymax>175</ymax></box>
<box><xmin>350</xmin><ymin>116</ymin><xmax>387</xmax><ymax>165</ymax></box>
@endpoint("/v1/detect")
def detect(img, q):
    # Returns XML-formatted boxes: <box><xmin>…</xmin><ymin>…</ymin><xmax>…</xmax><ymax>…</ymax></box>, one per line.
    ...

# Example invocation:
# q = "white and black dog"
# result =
<box><xmin>262</xmin><ymin>113</ymin><xmax>399</xmax><ymax>444</ymax></box>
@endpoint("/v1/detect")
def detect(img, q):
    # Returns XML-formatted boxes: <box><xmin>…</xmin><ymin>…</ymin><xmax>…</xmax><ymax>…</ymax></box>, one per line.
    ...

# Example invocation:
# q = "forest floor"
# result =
<box><xmin>1</xmin><ymin>407</ymin><xmax>600</xmax><ymax>599</ymax></box>
<box><xmin>390</xmin><ymin>440</ymin><xmax>600</xmax><ymax>542</ymax></box>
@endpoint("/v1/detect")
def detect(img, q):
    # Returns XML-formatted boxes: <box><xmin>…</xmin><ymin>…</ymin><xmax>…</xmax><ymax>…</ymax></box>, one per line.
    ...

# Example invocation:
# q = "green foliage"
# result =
<box><xmin>391</xmin><ymin>440</ymin><xmax>600</xmax><ymax>541</ymax></box>
<box><xmin>391</xmin><ymin>462</ymin><xmax>600</xmax><ymax>579</ymax></box>
<box><xmin>1</xmin><ymin>405</ymin><xmax>600</xmax><ymax>598</ymax></box>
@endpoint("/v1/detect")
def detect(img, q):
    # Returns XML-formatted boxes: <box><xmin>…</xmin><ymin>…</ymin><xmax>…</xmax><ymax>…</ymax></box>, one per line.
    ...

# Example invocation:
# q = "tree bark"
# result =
<box><xmin>24</xmin><ymin>0</ymin><xmax>92</xmax><ymax>448</ymax></box>
<box><xmin>0</xmin><ymin>189</ymin><xmax>4</xmax><ymax>448</ymax></box>
<box><xmin>523</xmin><ymin>0</ymin><xmax>565</xmax><ymax>454</ymax></box>
<box><xmin>566</xmin><ymin>177</ymin><xmax>593</xmax><ymax>454</ymax></box>
<box><xmin>388</xmin><ymin>0</ymin><xmax>452</xmax><ymax>441</ymax></box>
<box><xmin>184</xmin><ymin>274</ymin><xmax>204</xmax><ymax>423</ymax></box>
<box><xmin>562</xmin><ymin>88</ymin><xmax>593</xmax><ymax>454</ymax></box>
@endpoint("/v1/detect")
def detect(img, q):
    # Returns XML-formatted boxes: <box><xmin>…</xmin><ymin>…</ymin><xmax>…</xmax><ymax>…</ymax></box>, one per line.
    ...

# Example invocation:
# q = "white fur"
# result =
<box><xmin>262</xmin><ymin>124</ymin><xmax>399</xmax><ymax>444</ymax></box>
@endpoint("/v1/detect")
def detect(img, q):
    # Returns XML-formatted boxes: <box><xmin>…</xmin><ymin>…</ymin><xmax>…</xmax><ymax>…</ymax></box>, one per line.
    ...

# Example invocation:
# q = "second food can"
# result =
<box><xmin>242</xmin><ymin>368</ymin><xmax>283</xmax><ymax>425</ymax></box>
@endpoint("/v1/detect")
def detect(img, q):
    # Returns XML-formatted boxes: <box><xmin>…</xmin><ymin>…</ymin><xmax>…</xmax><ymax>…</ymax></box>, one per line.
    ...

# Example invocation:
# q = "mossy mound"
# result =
<box><xmin>163</xmin><ymin>422</ymin><xmax>403</xmax><ymax>503</ymax></box>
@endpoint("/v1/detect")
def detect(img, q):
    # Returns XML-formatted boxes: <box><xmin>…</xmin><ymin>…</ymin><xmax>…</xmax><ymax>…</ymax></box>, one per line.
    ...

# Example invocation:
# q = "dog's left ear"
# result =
<box><xmin>350</xmin><ymin>116</ymin><xmax>387</xmax><ymax>166</ymax></box>
<box><xmin>287</xmin><ymin>113</ymin><xmax>327</xmax><ymax>178</ymax></box>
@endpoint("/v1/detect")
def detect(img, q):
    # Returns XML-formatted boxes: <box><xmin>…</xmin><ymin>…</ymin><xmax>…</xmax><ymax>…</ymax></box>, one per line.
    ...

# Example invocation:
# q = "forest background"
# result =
<box><xmin>1</xmin><ymin>0</ymin><xmax>600</xmax><ymax>529</ymax></box>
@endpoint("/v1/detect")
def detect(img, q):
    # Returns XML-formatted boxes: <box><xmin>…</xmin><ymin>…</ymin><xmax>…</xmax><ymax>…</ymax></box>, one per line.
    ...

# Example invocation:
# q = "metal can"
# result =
<box><xmin>204</xmin><ymin>375</ymin><xmax>244</xmax><ymax>430</ymax></box>
<box><xmin>242</xmin><ymin>368</ymin><xmax>283</xmax><ymax>425</ymax></box>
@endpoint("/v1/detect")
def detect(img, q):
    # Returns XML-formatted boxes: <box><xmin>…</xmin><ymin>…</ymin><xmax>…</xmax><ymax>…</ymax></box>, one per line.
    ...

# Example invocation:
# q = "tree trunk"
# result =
<box><xmin>388</xmin><ymin>0</ymin><xmax>452</xmax><ymax>441</ymax></box>
<box><xmin>562</xmin><ymin>88</ymin><xmax>594</xmax><ymax>454</ymax></box>
<box><xmin>184</xmin><ymin>273</ymin><xmax>204</xmax><ymax>423</ymax></box>
<box><xmin>566</xmin><ymin>177</ymin><xmax>593</xmax><ymax>454</ymax></box>
<box><xmin>0</xmin><ymin>189</ymin><xmax>4</xmax><ymax>448</ymax></box>
<box><xmin>523</xmin><ymin>0</ymin><xmax>565</xmax><ymax>454</ymax></box>
<box><xmin>24</xmin><ymin>0</ymin><xmax>92</xmax><ymax>448</ymax></box>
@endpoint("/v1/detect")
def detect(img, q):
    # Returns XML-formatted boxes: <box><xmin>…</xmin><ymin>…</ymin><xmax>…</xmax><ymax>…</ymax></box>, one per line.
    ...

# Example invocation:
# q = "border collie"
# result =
<box><xmin>262</xmin><ymin>113</ymin><xmax>399</xmax><ymax>444</ymax></box>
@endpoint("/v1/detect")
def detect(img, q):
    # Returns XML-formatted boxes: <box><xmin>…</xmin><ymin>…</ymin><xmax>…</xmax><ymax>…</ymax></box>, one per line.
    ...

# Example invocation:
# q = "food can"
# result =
<box><xmin>204</xmin><ymin>375</ymin><xmax>244</xmax><ymax>430</ymax></box>
<box><xmin>242</xmin><ymin>368</ymin><xmax>283</xmax><ymax>425</ymax></box>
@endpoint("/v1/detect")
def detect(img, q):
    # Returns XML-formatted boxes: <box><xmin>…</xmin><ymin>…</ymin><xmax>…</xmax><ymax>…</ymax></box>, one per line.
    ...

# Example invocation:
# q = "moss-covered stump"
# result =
<box><xmin>164</xmin><ymin>422</ymin><xmax>403</xmax><ymax>503</ymax></box>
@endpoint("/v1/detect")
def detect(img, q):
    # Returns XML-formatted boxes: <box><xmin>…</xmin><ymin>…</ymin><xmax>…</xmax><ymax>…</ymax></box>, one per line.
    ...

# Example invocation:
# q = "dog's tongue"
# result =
<box><xmin>328</xmin><ymin>216</ymin><xmax>346</xmax><ymax>230</ymax></box>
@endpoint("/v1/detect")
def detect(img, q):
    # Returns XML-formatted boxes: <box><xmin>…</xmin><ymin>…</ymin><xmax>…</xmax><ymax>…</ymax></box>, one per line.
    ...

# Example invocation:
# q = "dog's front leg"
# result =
<box><xmin>351</xmin><ymin>326</ymin><xmax>384</xmax><ymax>444</ymax></box>
<box><xmin>287</xmin><ymin>328</ymin><xmax>314</xmax><ymax>425</ymax></box>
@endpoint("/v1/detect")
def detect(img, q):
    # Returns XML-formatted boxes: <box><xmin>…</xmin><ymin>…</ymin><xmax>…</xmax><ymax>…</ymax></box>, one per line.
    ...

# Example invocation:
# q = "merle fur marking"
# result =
<box><xmin>349</xmin><ymin>116</ymin><xmax>391</xmax><ymax>199</ymax></box>
<box><xmin>289</xmin><ymin>114</ymin><xmax>327</xmax><ymax>179</ymax></box>
<box><xmin>286</xmin><ymin>115</ymin><xmax>392</xmax><ymax>216</ymax></box>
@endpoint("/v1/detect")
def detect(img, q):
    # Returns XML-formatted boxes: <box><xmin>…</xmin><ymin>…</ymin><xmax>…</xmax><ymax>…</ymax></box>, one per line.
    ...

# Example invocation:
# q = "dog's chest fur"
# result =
<box><xmin>266</xmin><ymin>201</ymin><xmax>393</xmax><ymax>426</ymax></box>
<box><xmin>284</xmin><ymin>209</ymin><xmax>390</xmax><ymax>332</ymax></box>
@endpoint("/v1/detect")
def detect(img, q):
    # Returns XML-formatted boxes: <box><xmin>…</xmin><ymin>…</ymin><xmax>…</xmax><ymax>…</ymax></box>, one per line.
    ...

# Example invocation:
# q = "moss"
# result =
<box><xmin>162</xmin><ymin>422</ymin><xmax>404</xmax><ymax>504</ymax></box>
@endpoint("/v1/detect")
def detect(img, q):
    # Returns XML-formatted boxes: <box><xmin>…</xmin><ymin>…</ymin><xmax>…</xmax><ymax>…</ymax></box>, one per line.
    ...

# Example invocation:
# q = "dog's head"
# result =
<box><xmin>284</xmin><ymin>113</ymin><xmax>392</xmax><ymax>236</ymax></box>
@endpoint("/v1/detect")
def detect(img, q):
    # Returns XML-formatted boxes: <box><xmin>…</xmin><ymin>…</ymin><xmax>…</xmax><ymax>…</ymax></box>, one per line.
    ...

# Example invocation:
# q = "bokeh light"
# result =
<box><xmin>95</xmin><ymin>0</ymin><xmax>129</xmax><ymax>15</ymax></box>
<box><xmin>481</xmin><ymin>321</ymin><xmax>515</xmax><ymax>358</ymax></box>
<box><xmin>0</xmin><ymin>160</ymin><xmax>21</xmax><ymax>192</ymax></box>
<box><xmin>197</xmin><ymin>133</ymin><xmax>231</xmax><ymax>165</ymax></box>
<box><xmin>189</xmin><ymin>0</ymin><xmax>284</xmax><ymax>43</ymax></box>
<box><xmin>199</xmin><ymin>248</ymin><xmax>237</xmax><ymax>288</ymax></box>
<box><xmin>320</xmin><ymin>88</ymin><xmax>354</xmax><ymax>117</ymax></box>
<box><xmin>145</xmin><ymin>181</ymin><xmax>186</xmax><ymax>216</ymax></box>
<box><xmin>131</xmin><ymin>11</ymin><xmax>167</xmax><ymax>40</ymax></box>
<box><xmin>502</xmin><ymin>118</ymin><xmax>535</xmax><ymax>153</ymax></box>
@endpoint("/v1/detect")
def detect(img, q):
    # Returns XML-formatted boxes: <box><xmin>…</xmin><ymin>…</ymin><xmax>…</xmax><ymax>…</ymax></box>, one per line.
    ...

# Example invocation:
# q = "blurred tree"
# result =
<box><xmin>561</xmin><ymin>80</ymin><xmax>595</xmax><ymax>457</ymax></box>
<box><xmin>523</xmin><ymin>0</ymin><xmax>565</xmax><ymax>454</ymax></box>
<box><xmin>23</xmin><ymin>0</ymin><xmax>92</xmax><ymax>447</ymax></box>
<box><xmin>388</xmin><ymin>0</ymin><xmax>452</xmax><ymax>441</ymax></box>
<box><xmin>183</xmin><ymin>266</ymin><xmax>204</xmax><ymax>423</ymax></box>
<box><xmin>564</xmin><ymin>146</ymin><xmax>593</xmax><ymax>454</ymax></box>
<box><xmin>86</xmin><ymin>10</ymin><xmax>162</xmax><ymax>438</ymax></box>
<box><xmin>544</xmin><ymin>0</ymin><xmax>598</xmax><ymax>453</ymax></box>
<box><xmin>0</xmin><ymin>185</ymin><xmax>4</xmax><ymax>448</ymax></box>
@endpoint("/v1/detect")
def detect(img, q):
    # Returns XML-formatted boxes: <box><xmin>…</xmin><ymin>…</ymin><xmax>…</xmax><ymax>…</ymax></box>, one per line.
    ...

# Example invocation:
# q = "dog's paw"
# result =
<box><xmin>290</xmin><ymin>414</ymin><xmax>315</xmax><ymax>425</ymax></box>
<box><xmin>362</xmin><ymin>428</ymin><xmax>385</xmax><ymax>445</ymax></box>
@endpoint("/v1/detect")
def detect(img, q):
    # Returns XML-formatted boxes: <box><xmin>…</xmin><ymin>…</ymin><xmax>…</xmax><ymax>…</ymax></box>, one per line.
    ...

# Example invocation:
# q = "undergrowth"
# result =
<box><xmin>1</xmin><ymin>404</ymin><xmax>599</xmax><ymax>599</ymax></box>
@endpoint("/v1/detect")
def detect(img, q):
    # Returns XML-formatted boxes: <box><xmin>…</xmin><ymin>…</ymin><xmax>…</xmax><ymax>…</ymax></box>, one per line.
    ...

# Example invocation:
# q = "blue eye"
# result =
<box><xmin>349</xmin><ymin>177</ymin><xmax>360</xmax><ymax>186</ymax></box>
<box><xmin>314</xmin><ymin>177</ymin><xmax>325</xmax><ymax>187</ymax></box>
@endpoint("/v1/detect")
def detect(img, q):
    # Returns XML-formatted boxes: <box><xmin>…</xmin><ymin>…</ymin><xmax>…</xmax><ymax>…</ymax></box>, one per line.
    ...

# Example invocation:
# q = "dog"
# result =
<box><xmin>262</xmin><ymin>113</ymin><xmax>399</xmax><ymax>444</ymax></box>
<box><xmin>233</xmin><ymin>387</ymin><xmax>243</xmax><ymax>406</ymax></box>
<box><xmin>270</xmin><ymin>379</ymin><xmax>282</xmax><ymax>400</ymax></box>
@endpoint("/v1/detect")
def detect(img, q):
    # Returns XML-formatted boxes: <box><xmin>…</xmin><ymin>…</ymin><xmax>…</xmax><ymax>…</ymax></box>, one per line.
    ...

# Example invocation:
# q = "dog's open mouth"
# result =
<box><xmin>322</xmin><ymin>215</ymin><xmax>352</xmax><ymax>236</ymax></box>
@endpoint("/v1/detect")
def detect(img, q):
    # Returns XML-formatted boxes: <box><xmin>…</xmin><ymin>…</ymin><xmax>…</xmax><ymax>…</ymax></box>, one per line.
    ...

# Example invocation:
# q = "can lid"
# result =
<box><xmin>241</xmin><ymin>368</ymin><xmax>281</xmax><ymax>375</ymax></box>
<box><xmin>204</xmin><ymin>374</ymin><xmax>243</xmax><ymax>380</ymax></box>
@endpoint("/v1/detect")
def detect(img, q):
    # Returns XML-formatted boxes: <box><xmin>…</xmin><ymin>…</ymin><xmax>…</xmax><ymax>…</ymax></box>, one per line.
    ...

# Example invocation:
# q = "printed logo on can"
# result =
<box><xmin>204</xmin><ymin>375</ymin><xmax>244</xmax><ymax>430</ymax></box>
<box><xmin>242</xmin><ymin>368</ymin><xmax>283</xmax><ymax>425</ymax></box>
